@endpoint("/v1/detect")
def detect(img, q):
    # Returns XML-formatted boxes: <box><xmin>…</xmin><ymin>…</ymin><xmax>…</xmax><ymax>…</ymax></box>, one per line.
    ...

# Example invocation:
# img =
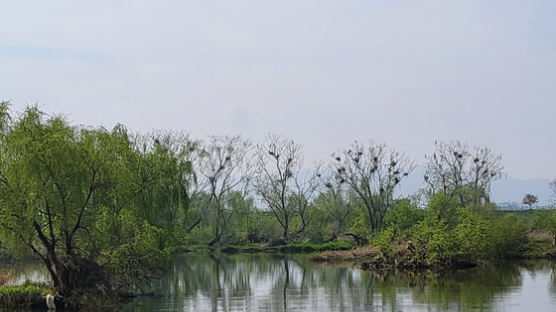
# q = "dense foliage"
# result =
<box><xmin>370</xmin><ymin>194</ymin><xmax>556</xmax><ymax>268</ymax></box>
<box><xmin>0</xmin><ymin>103</ymin><xmax>192</xmax><ymax>299</ymax></box>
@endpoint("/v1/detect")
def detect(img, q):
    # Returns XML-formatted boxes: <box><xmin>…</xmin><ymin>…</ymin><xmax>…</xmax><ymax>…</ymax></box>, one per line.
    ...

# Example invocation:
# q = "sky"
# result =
<box><xmin>1</xmin><ymin>1</ymin><xmax>555</xmax><ymax>180</ymax></box>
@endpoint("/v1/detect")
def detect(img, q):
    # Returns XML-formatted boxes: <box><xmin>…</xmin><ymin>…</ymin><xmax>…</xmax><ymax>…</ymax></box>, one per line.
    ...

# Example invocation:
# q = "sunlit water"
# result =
<box><xmin>3</xmin><ymin>254</ymin><xmax>556</xmax><ymax>311</ymax></box>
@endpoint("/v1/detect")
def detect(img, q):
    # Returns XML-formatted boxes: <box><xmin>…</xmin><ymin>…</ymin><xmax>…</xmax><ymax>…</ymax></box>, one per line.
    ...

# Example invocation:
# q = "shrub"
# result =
<box><xmin>384</xmin><ymin>199</ymin><xmax>424</xmax><ymax>237</ymax></box>
<box><xmin>99</xmin><ymin>210</ymin><xmax>173</xmax><ymax>289</ymax></box>
<box><xmin>454</xmin><ymin>208</ymin><xmax>489</xmax><ymax>258</ymax></box>
<box><xmin>0</xmin><ymin>283</ymin><xmax>46</xmax><ymax>309</ymax></box>
<box><xmin>410</xmin><ymin>220</ymin><xmax>457</xmax><ymax>265</ymax></box>
<box><xmin>349</xmin><ymin>209</ymin><xmax>372</xmax><ymax>237</ymax></box>
<box><xmin>425</xmin><ymin>194</ymin><xmax>460</xmax><ymax>229</ymax></box>
<box><xmin>371</xmin><ymin>227</ymin><xmax>395</xmax><ymax>254</ymax></box>
<box><xmin>486</xmin><ymin>214</ymin><xmax>527</xmax><ymax>258</ymax></box>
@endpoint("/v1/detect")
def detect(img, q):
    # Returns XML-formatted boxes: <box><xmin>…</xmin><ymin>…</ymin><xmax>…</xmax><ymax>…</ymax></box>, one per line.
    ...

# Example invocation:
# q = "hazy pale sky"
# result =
<box><xmin>1</xmin><ymin>1</ymin><xmax>555</xmax><ymax>179</ymax></box>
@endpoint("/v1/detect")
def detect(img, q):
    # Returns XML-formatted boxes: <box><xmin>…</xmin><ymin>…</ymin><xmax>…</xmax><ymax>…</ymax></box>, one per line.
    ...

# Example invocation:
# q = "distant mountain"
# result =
<box><xmin>397</xmin><ymin>165</ymin><xmax>555</xmax><ymax>206</ymax></box>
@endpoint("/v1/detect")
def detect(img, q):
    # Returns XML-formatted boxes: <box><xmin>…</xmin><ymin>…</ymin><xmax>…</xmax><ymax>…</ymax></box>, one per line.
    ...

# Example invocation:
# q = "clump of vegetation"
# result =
<box><xmin>0</xmin><ymin>270</ymin><xmax>13</xmax><ymax>287</ymax></box>
<box><xmin>364</xmin><ymin>194</ymin><xmax>556</xmax><ymax>270</ymax></box>
<box><xmin>318</xmin><ymin>141</ymin><xmax>554</xmax><ymax>270</ymax></box>
<box><xmin>0</xmin><ymin>283</ymin><xmax>47</xmax><ymax>309</ymax></box>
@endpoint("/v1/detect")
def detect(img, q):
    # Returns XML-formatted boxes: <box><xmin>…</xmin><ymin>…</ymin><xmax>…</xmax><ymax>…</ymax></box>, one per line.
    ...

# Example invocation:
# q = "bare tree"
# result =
<box><xmin>192</xmin><ymin>135</ymin><xmax>252</xmax><ymax>245</ymax></box>
<box><xmin>424</xmin><ymin>141</ymin><xmax>503</xmax><ymax>206</ymax></box>
<box><xmin>331</xmin><ymin>141</ymin><xmax>414</xmax><ymax>231</ymax></box>
<box><xmin>253</xmin><ymin>135</ymin><xmax>317</xmax><ymax>242</ymax></box>
<box><xmin>551</xmin><ymin>179</ymin><xmax>556</xmax><ymax>197</ymax></box>
<box><xmin>522</xmin><ymin>193</ymin><xmax>538</xmax><ymax>210</ymax></box>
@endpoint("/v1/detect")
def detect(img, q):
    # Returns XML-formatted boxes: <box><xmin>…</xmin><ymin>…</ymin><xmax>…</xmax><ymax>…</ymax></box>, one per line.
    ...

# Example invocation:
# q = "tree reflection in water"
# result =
<box><xmin>122</xmin><ymin>254</ymin><xmax>555</xmax><ymax>312</ymax></box>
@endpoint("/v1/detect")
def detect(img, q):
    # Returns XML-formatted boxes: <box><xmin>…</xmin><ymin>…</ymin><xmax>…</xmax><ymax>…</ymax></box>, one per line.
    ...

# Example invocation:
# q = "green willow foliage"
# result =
<box><xmin>0</xmin><ymin>103</ymin><xmax>192</xmax><ymax>296</ymax></box>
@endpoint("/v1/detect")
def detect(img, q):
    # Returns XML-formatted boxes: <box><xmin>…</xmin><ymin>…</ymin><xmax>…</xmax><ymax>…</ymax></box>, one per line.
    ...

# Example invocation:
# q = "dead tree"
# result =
<box><xmin>193</xmin><ymin>135</ymin><xmax>252</xmax><ymax>245</ymax></box>
<box><xmin>424</xmin><ymin>141</ymin><xmax>503</xmax><ymax>206</ymax></box>
<box><xmin>253</xmin><ymin>135</ymin><xmax>317</xmax><ymax>242</ymax></box>
<box><xmin>331</xmin><ymin>141</ymin><xmax>414</xmax><ymax>232</ymax></box>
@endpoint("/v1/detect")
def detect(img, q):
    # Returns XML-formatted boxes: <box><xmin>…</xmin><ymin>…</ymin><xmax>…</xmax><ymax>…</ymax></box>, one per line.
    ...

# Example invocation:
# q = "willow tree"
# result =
<box><xmin>0</xmin><ymin>103</ymin><xmax>134</xmax><ymax>296</ymax></box>
<box><xmin>85</xmin><ymin>130</ymin><xmax>196</xmax><ymax>289</ymax></box>
<box><xmin>129</xmin><ymin>132</ymin><xmax>194</xmax><ymax>241</ymax></box>
<box><xmin>330</xmin><ymin>141</ymin><xmax>414</xmax><ymax>231</ymax></box>
<box><xmin>0</xmin><ymin>103</ymin><xmax>197</xmax><ymax>297</ymax></box>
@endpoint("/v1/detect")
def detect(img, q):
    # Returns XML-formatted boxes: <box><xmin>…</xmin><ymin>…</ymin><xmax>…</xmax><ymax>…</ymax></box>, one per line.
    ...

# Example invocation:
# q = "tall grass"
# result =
<box><xmin>0</xmin><ymin>283</ymin><xmax>46</xmax><ymax>309</ymax></box>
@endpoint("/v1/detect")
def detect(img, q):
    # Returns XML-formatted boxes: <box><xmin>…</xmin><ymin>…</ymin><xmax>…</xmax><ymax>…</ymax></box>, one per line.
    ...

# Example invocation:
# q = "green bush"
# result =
<box><xmin>453</xmin><ymin>207</ymin><xmax>489</xmax><ymax>258</ymax></box>
<box><xmin>410</xmin><ymin>220</ymin><xmax>456</xmax><ymax>265</ymax></box>
<box><xmin>542</xmin><ymin>210</ymin><xmax>556</xmax><ymax>240</ymax></box>
<box><xmin>99</xmin><ymin>209</ymin><xmax>173</xmax><ymax>288</ymax></box>
<box><xmin>384</xmin><ymin>199</ymin><xmax>424</xmax><ymax>237</ymax></box>
<box><xmin>371</xmin><ymin>227</ymin><xmax>395</xmax><ymax>254</ymax></box>
<box><xmin>425</xmin><ymin>194</ymin><xmax>460</xmax><ymax>229</ymax></box>
<box><xmin>349</xmin><ymin>208</ymin><xmax>372</xmax><ymax>238</ymax></box>
<box><xmin>367</xmin><ymin>194</ymin><xmax>548</xmax><ymax>267</ymax></box>
<box><xmin>305</xmin><ymin>205</ymin><xmax>332</xmax><ymax>243</ymax></box>
<box><xmin>0</xmin><ymin>283</ymin><xmax>46</xmax><ymax>309</ymax></box>
<box><xmin>486</xmin><ymin>214</ymin><xmax>527</xmax><ymax>258</ymax></box>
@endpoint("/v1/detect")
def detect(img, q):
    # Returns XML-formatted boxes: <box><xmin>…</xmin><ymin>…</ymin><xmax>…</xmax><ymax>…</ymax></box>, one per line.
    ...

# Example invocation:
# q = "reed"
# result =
<box><xmin>0</xmin><ymin>270</ymin><xmax>14</xmax><ymax>287</ymax></box>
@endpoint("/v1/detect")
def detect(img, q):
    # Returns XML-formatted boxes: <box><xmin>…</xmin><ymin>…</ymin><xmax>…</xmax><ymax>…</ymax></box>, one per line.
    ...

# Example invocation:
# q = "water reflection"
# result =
<box><xmin>2</xmin><ymin>255</ymin><xmax>556</xmax><ymax>311</ymax></box>
<box><xmin>0</xmin><ymin>260</ymin><xmax>50</xmax><ymax>286</ymax></box>
<box><xmin>122</xmin><ymin>254</ymin><xmax>556</xmax><ymax>312</ymax></box>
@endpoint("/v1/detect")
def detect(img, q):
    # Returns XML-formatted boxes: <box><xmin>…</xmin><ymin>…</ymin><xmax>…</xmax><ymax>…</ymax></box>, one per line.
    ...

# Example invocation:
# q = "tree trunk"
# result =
<box><xmin>41</xmin><ymin>249</ymin><xmax>72</xmax><ymax>297</ymax></box>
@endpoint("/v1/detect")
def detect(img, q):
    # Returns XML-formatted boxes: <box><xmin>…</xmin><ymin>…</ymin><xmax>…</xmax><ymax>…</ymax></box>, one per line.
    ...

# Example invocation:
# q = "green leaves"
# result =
<box><xmin>454</xmin><ymin>207</ymin><xmax>489</xmax><ymax>258</ymax></box>
<box><xmin>0</xmin><ymin>105</ymin><xmax>195</xmax><ymax>293</ymax></box>
<box><xmin>371</xmin><ymin>194</ymin><xmax>530</xmax><ymax>267</ymax></box>
<box><xmin>383</xmin><ymin>199</ymin><xmax>424</xmax><ymax>237</ymax></box>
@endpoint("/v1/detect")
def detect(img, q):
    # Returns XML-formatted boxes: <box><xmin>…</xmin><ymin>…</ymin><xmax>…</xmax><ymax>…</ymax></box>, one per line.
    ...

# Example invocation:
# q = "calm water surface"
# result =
<box><xmin>3</xmin><ymin>254</ymin><xmax>556</xmax><ymax>311</ymax></box>
<box><xmin>120</xmin><ymin>253</ymin><xmax>556</xmax><ymax>312</ymax></box>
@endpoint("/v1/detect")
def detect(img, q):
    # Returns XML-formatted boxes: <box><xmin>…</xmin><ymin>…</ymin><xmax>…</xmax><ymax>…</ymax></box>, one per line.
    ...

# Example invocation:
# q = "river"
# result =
<box><xmin>122</xmin><ymin>253</ymin><xmax>556</xmax><ymax>311</ymax></box>
<box><xmin>3</xmin><ymin>253</ymin><xmax>556</xmax><ymax>311</ymax></box>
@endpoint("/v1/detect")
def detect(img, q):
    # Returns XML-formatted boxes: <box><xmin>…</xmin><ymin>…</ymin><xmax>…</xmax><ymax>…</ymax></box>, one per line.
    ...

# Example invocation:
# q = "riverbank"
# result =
<box><xmin>310</xmin><ymin>234</ymin><xmax>556</xmax><ymax>273</ymax></box>
<box><xmin>0</xmin><ymin>283</ymin><xmax>49</xmax><ymax>310</ymax></box>
<box><xmin>311</xmin><ymin>244</ymin><xmax>479</xmax><ymax>271</ymax></box>
<box><xmin>0</xmin><ymin>283</ymin><xmax>152</xmax><ymax>311</ymax></box>
<box><xmin>183</xmin><ymin>240</ymin><xmax>354</xmax><ymax>254</ymax></box>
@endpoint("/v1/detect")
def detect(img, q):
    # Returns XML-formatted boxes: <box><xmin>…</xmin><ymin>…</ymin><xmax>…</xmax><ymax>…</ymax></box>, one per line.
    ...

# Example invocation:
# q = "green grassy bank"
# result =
<box><xmin>0</xmin><ymin>283</ymin><xmax>48</xmax><ymax>310</ymax></box>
